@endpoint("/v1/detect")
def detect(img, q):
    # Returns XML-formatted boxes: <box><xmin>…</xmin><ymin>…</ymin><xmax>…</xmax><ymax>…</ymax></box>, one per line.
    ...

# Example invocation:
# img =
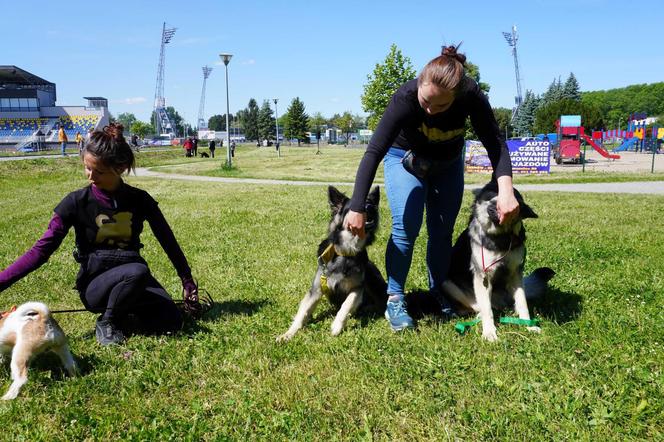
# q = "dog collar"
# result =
<box><xmin>318</xmin><ymin>243</ymin><xmax>357</xmax><ymax>296</ymax></box>
<box><xmin>0</xmin><ymin>305</ymin><xmax>17</xmax><ymax>319</ymax></box>
<box><xmin>318</xmin><ymin>243</ymin><xmax>356</xmax><ymax>266</ymax></box>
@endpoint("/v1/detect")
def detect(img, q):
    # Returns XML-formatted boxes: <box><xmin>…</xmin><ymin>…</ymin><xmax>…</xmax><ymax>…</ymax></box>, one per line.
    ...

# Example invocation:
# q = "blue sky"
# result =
<box><xmin>4</xmin><ymin>0</ymin><xmax>663</xmax><ymax>125</ymax></box>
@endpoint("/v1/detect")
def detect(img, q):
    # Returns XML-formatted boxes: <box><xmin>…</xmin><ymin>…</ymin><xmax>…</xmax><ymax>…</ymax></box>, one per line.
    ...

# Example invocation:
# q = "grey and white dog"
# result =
<box><xmin>277</xmin><ymin>186</ymin><xmax>387</xmax><ymax>341</ymax></box>
<box><xmin>442</xmin><ymin>181</ymin><xmax>554</xmax><ymax>342</ymax></box>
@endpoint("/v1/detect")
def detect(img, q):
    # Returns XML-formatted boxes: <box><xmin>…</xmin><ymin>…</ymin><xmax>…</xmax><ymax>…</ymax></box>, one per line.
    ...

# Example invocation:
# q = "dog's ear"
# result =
<box><xmin>519</xmin><ymin>202</ymin><xmax>538</xmax><ymax>219</ymax></box>
<box><xmin>367</xmin><ymin>186</ymin><xmax>380</xmax><ymax>206</ymax></box>
<box><xmin>328</xmin><ymin>186</ymin><xmax>347</xmax><ymax>213</ymax></box>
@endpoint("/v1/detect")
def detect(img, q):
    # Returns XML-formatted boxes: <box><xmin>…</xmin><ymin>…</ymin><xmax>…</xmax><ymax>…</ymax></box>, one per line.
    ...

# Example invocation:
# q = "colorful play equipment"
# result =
<box><xmin>553</xmin><ymin>115</ymin><xmax>620</xmax><ymax>164</ymax></box>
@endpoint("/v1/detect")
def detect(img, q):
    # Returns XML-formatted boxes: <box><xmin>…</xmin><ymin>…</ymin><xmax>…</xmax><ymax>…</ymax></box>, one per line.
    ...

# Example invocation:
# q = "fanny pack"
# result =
<box><xmin>401</xmin><ymin>150</ymin><xmax>458</xmax><ymax>179</ymax></box>
<box><xmin>75</xmin><ymin>249</ymin><xmax>147</xmax><ymax>291</ymax></box>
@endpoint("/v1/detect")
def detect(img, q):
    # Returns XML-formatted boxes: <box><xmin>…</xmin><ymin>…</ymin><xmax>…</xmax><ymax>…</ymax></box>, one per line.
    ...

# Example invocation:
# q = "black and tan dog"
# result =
<box><xmin>442</xmin><ymin>181</ymin><xmax>554</xmax><ymax>342</ymax></box>
<box><xmin>277</xmin><ymin>186</ymin><xmax>386</xmax><ymax>341</ymax></box>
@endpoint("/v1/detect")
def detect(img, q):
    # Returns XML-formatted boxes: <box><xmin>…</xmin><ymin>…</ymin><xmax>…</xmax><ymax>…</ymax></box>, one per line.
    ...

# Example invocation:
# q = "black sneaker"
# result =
<box><xmin>95</xmin><ymin>317</ymin><xmax>126</xmax><ymax>346</ymax></box>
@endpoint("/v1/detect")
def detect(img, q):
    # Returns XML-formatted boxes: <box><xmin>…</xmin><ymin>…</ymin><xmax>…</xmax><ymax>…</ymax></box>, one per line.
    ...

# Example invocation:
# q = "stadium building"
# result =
<box><xmin>0</xmin><ymin>65</ymin><xmax>109</xmax><ymax>150</ymax></box>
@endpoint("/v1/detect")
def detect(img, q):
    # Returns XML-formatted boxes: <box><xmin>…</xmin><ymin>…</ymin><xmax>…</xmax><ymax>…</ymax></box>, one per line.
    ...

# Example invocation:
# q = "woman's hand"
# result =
<box><xmin>496</xmin><ymin>175</ymin><xmax>520</xmax><ymax>225</ymax></box>
<box><xmin>343</xmin><ymin>210</ymin><xmax>366</xmax><ymax>239</ymax></box>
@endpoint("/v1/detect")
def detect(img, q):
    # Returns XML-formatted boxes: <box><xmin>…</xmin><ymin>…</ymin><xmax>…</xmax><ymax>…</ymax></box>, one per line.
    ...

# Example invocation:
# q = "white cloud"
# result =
<box><xmin>113</xmin><ymin>97</ymin><xmax>147</xmax><ymax>105</ymax></box>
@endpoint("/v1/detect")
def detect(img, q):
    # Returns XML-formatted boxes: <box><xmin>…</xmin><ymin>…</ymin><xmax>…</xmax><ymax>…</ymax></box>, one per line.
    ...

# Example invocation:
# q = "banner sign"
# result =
<box><xmin>465</xmin><ymin>140</ymin><xmax>551</xmax><ymax>174</ymax></box>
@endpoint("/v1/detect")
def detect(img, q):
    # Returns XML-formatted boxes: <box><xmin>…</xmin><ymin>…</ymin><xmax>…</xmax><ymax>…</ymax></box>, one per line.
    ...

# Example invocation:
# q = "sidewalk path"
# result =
<box><xmin>135</xmin><ymin>168</ymin><xmax>664</xmax><ymax>195</ymax></box>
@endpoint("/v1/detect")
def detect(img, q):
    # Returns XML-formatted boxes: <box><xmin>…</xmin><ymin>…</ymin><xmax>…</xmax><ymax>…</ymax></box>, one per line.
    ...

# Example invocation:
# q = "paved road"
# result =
<box><xmin>135</xmin><ymin>168</ymin><xmax>664</xmax><ymax>195</ymax></box>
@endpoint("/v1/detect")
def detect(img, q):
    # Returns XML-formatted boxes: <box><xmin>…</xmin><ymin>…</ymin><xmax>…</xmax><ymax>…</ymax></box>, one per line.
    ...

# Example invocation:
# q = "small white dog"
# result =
<box><xmin>0</xmin><ymin>302</ymin><xmax>78</xmax><ymax>400</ymax></box>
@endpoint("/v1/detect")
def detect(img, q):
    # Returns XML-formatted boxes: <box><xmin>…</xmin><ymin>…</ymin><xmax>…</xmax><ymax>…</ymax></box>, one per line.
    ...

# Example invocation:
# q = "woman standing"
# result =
<box><xmin>344</xmin><ymin>45</ymin><xmax>519</xmax><ymax>331</ymax></box>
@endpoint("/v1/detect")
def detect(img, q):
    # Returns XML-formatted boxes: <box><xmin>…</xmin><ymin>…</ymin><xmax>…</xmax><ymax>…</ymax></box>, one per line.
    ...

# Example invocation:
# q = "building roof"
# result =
<box><xmin>0</xmin><ymin>66</ymin><xmax>54</xmax><ymax>86</ymax></box>
<box><xmin>83</xmin><ymin>97</ymin><xmax>108</xmax><ymax>101</ymax></box>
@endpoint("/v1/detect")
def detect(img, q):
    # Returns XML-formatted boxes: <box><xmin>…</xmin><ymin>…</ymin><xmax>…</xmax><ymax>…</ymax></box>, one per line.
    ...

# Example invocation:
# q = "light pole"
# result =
<box><xmin>220</xmin><ymin>53</ymin><xmax>233</xmax><ymax>167</ymax></box>
<box><xmin>273</xmin><ymin>98</ymin><xmax>280</xmax><ymax>157</ymax></box>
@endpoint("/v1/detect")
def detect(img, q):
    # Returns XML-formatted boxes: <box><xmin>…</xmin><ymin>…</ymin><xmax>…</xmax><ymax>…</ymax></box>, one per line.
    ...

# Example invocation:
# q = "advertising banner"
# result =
<box><xmin>465</xmin><ymin>139</ymin><xmax>551</xmax><ymax>174</ymax></box>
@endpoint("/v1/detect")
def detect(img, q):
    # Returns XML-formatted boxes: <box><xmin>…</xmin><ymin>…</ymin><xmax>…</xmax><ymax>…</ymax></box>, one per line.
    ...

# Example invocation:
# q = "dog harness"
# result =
<box><xmin>317</xmin><ymin>243</ymin><xmax>356</xmax><ymax>296</ymax></box>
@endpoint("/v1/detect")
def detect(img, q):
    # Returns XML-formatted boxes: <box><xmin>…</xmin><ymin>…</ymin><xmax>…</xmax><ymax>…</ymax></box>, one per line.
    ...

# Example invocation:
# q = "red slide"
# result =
<box><xmin>581</xmin><ymin>134</ymin><xmax>621</xmax><ymax>159</ymax></box>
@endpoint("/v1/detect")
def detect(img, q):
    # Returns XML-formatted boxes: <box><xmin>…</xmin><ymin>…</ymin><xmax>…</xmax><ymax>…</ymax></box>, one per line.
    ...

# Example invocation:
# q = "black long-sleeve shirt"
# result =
<box><xmin>349</xmin><ymin>77</ymin><xmax>512</xmax><ymax>212</ymax></box>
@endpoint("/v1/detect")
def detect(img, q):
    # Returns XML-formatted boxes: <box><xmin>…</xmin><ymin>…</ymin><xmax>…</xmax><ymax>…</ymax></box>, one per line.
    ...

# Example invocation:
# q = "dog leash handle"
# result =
<box><xmin>454</xmin><ymin>319</ymin><xmax>481</xmax><ymax>334</ymax></box>
<box><xmin>454</xmin><ymin>317</ymin><xmax>541</xmax><ymax>334</ymax></box>
<box><xmin>499</xmin><ymin>317</ymin><xmax>541</xmax><ymax>327</ymax></box>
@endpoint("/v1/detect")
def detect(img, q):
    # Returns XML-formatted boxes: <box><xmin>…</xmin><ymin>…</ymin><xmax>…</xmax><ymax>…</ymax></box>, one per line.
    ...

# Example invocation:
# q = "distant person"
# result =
<box><xmin>208</xmin><ymin>139</ymin><xmax>216</xmax><ymax>158</ymax></box>
<box><xmin>35</xmin><ymin>129</ymin><xmax>44</xmax><ymax>151</ymax></box>
<box><xmin>130</xmin><ymin>134</ymin><xmax>138</xmax><ymax>147</ymax></box>
<box><xmin>192</xmin><ymin>136</ymin><xmax>198</xmax><ymax>157</ymax></box>
<box><xmin>75</xmin><ymin>131</ymin><xmax>84</xmax><ymax>152</ymax></box>
<box><xmin>230</xmin><ymin>140</ymin><xmax>236</xmax><ymax>157</ymax></box>
<box><xmin>183</xmin><ymin>137</ymin><xmax>193</xmax><ymax>157</ymax></box>
<box><xmin>58</xmin><ymin>126</ymin><xmax>68</xmax><ymax>156</ymax></box>
<box><xmin>0</xmin><ymin>123</ymin><xmax>200</xmax><ymax>345</ymax></box>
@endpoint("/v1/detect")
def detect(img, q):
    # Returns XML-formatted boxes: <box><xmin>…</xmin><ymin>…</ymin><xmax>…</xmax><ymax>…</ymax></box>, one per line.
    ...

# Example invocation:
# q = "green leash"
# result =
<box><xmin>455</xmin><ymin>317</ymin><xmax>541</xmax><ymax>335</ymax></box>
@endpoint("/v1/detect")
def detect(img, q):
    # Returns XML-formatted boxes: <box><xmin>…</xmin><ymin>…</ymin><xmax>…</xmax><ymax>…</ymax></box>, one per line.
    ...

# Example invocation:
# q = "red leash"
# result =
<box><xmin>481</xmin><ymin>234</ymin><xmax>513</xmax><ymax>273</ymax></box>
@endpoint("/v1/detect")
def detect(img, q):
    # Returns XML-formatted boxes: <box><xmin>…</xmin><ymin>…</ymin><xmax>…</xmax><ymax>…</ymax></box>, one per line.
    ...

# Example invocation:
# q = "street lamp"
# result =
<box><xmin>219</xmin><ymin>53</ymin><xmax>233</xmax><ymax>166</ymax></box>
<box><xmin>273</xmin><ymin>98</ymin><xmax>280</xmax><ymax>157</ymax></box>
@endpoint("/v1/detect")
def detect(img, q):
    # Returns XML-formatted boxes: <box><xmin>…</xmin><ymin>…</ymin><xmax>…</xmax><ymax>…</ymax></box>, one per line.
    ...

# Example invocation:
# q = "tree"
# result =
<box><xmin>257</xmin><ymin>100</ymin><xmax>275</xmax><ymax>142</ymax></box>
<box><xmin>208</xmin><ymin>114</ymin><xmax>224</xmax><ymax>131</ymax></box>
<box><xmin>117</xmin><ymin>113</ymin><xmax>137</xmax><ymax>132</ymax></box>
<box><xmin>284</xmin><ymin>97</ymin><xmax>309</xmax><ymax>146</ymax></box>
<box><xmin>562</xmin><ymin>73</ymin><xmax>581</xmax><ymax>101</ymax></box>
<box><xmin>361</xmin><ymin>44</ymin><xmax>416</xmax><ymax>130</ymax></box>
<box><xmin>333</xmin><ymin>112</ymin><xmax>356</xmax><ymax>146</ymax></box>
<box><xmin>492</xmin><ymin>107</ymin><xmax>514</xmax><ymax>140</ymax></box>
<box><xmin>465</xmin><ymin>61</ymin><xmax>490</xmax><ymax>94</ymax></box>
<box><xmin>533</xmin><ymin>99</ymin><xmax>605</xmax><ymax>135</ymax></box>
<box><xmin>308</xmin><ymin>112</ymin><xmax>327</xmax><ymax>133</ymax></box>
<box><xmin>243</xmin><ymin>99</ymin><xmax>260</xmax><ymax>141</ymax></box>
<box><xmin>540</xmin><ymin>78</ymin><xmax>563</xmax><ymax>107</ymax></box>
<box><xmin>513</xmin><ymin>90</ymin><xmax>540</xmax><ymax>136</ymax></box>
<box><xmin>130</xmin><ymin>121</ymin><xmax>152</xmax><ymax>139</ymax></box>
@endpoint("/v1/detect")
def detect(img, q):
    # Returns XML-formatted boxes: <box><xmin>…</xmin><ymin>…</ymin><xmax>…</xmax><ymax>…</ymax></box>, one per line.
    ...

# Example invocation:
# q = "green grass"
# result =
<box><xmin>0</xmin><ymin>154</ymin><xmax>662</xmax><ymax>440</ymax></box>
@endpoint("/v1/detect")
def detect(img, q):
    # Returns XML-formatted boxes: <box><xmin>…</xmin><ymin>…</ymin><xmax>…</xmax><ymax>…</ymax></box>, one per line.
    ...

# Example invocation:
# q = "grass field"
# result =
<box><xmin>0</xmin><ymin>152</ymin><xmax>662</xmax><ymax>440</ymax></box>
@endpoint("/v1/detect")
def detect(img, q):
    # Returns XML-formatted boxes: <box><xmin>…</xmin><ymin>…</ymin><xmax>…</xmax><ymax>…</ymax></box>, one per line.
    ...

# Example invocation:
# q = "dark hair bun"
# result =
<box><xmin>441</xmin><ymin>44</ymin><xmax>466</xmax><ymax>65</ymax></box>
<box><xmin>103</xmin><ymin>123</ymin><xmax>125</xmax><ymax>140</ymax></box>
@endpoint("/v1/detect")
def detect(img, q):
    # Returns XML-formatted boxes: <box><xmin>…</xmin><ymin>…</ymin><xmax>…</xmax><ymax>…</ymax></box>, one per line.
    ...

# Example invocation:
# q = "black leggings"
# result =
<box><xmin>81</xmin><ymin>262</ymin><xmax>183</xmax><ymax>334</ymax></box>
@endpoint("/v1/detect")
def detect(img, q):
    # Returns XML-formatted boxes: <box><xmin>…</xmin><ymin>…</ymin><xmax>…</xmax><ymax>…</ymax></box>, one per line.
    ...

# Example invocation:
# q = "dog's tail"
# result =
<box><xmin>524</xmin><ymin>267</ymin><xmax>556</xmax><ymax>300</ymax></box>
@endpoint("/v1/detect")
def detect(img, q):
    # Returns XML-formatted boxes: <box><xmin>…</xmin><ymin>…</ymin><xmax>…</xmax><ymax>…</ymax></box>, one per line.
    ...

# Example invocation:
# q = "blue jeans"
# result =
<box><xmin>383</xmin><ymin>148</ymin><xmax>464</xmax><ymax>298</ymax></box>
<box><xmin>61</xmin><ymin>142</ymin><xmax>67</xmax><ymax>155</ymax></box>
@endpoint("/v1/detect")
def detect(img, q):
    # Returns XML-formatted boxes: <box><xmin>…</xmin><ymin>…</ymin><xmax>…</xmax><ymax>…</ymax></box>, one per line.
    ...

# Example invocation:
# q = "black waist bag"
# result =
<box><xmin>401</xmin><ymin>150</ymin><xmax>459</xmax><ymax>179</ymax></box>
<box><xmin>75</xmin><ymin>249</ymin><xmax>147</xmax><ymax>291</ymax></box>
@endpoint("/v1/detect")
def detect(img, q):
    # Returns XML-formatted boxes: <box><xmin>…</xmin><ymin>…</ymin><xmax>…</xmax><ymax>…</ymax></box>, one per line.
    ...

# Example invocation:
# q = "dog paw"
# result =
<box><xmin>482</xmin><ymin>328</ymin><xmax>499</xmax><ymax>342</ymax></box>
<box><xmin>2</xmin><ymin>392</ymin><xmax>18</xmax><ymax>400</ymax></box>
<box><xmin>276</xmin><ymin>332</ymin><xmax>294</xmax><ymax>343</ymax></box>
<box><xmin>330</xmin><ymin>321</ymin><xmax>346</xmax><ymax>336</ymax></box>
<box><xmin>527</xmin><ymin>326</ymin><xmax>541</xmax><ymax>334</ymax></box>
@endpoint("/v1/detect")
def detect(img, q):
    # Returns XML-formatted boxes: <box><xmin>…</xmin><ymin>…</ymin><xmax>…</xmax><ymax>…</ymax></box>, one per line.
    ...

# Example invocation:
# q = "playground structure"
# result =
<box><xmin>553</xmin><ymin>115</ymin><xmax>620</xmax><ymax>164</ymax></box>
<box><xmin>607</xmin><ymin>112</ymin><xmax>663</xmax><ymax>153</ymax></box>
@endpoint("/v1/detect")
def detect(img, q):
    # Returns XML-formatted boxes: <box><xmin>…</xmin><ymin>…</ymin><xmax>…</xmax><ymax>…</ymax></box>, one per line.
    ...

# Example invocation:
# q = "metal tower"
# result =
<box><xmin>197</xmin><ymin>66</ymin><xmax>213</xmax><ymax>130</ymax></box>
<box><xmin>153</xmin><ymin>22</ymin><xmax>177</xmax><ymax>136</ymax></box>
<box><xmin>502</xmin><ymin>25</ymin><xmax>523</xmax><ymax>121</ymax></box>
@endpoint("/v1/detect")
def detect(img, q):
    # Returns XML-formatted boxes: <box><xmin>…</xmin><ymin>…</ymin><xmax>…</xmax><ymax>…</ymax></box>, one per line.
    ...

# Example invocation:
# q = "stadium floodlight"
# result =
<box><xmin>197</xmin><ymin>66</ymin><xmax>213</xmax><ymax>130</ymax></box>
<box><xmin>502</xmin><ymin>25</ymin><xmax>523</xmax><ymax>123</ymax></box>
<box><xmin>219</xmin><ymin>53</ymin><xmax>233</xmax><ymax>166</ymax></box>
